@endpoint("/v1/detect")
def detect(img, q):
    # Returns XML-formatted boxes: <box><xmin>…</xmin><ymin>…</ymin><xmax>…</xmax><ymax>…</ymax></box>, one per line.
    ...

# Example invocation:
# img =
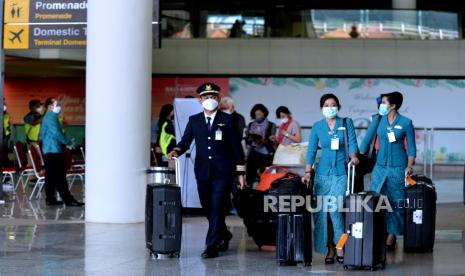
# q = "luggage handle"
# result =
<box><xmin>172</xmin><ymin>157</ymin><xmax>181</xmax><ymax>187</ymax></box>
<box><xmin>346</xmin><ymin>162</ymin><xmax>356</xmax><ymax>196</ymax></box>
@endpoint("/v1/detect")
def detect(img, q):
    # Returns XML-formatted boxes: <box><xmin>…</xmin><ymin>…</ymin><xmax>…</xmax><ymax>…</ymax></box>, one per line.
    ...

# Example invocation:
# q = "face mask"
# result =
<box><xmin>379</xmin><ymin>104</ymin><xmax>390</xmax><ymax>116</ymax></box>
<box><xmin>3</xmin><ymin>105</ymin><xmax>6</xmax><ymax>112</ymax></box>
<box><xmin>255</xmin><ymin>115</ymin><xmax>265</xmax><ymax>122</ymax></box>
<box><xmin>222</xmin><ymin>109</ymin><xmax>232</xmax><ymax>115</ymax></box>
<box><xmin>279</xmin><ymin>117</ymin><xmax>289</xmax><ymax>125</ymax></box>
<box><xmin>322</xmin><ymin>107</ymin><xmax>338</xmax><ymax>119</ymax></box>
<box><xmin>52</xmin><ymin>104</ymin><xmax>61</xmax><ymax>114</ymax></box>
<box><xmin>202</xmin><ymin>98</ymin><xmax>218</xmax><ymax>111</ymax></box>
<box><xmin>36</xmin><ymin>106</ymin><xmax>43</xmax><ymax>113</ymax></box>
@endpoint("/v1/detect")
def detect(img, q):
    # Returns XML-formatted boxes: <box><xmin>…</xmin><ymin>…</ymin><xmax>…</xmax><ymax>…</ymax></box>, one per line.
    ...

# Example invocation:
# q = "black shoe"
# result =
<box><xmin>325</xmin><ymin>250</ymin><xmax>335</xmax><ymax>264</ymax></box>
<box><xmin>65</xmin><ymin>200</ymin><xmax>85</xmax><ymax>207</ymax></box>
<box><xmin>201</xmin><ymin>248</ymin><xmax>219</xmax><ymax>259</ymax></box>
<box><xmin>218</xmin><ymin>232</ymin><xmax>233</xmax><ymax>252</ymax></box>
<box><xmin>46</xmin><ymin>200</ymin><xmax>64</xmax><ymax>206</ymax></box>
<box><xmin>336</xmin><ymin>256</ymin><xmax>344</xmax><ymax>264</ymax></box>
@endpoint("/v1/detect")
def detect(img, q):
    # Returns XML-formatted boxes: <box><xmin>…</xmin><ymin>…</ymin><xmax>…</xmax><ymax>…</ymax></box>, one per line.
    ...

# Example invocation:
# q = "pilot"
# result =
<box><xmin>168</xmin><ymin>82</ymin><xmax>246</xmax><ymax>259</ymax></box>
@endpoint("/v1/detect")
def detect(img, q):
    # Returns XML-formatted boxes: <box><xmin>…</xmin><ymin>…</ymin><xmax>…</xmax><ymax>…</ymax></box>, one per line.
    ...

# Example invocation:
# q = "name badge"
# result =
<box><xmin>331</xmin><ymin>138</ymin><xmax>340</xmax><ymax>150</ymax></box>
<box><xmin>215</xmin><ymin>130</ymin><xmax>223</xmax><ymax>141</ymax></box>
<box><xmin>388</xmin><ymin>131</ymin><xmax>396</xmax><ymax>143</ymax></box>
<box><xmin>394</xmin><ymin>125</ymin><xmax>403</xmax><ymax>130</ymax></box>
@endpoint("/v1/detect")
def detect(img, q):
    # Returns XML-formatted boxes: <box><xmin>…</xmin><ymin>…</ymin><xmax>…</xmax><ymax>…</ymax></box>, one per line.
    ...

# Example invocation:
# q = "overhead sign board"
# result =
<box><xmin>3</xmin><ymin>0</ymin><xmax>160</xmax><ymax>49</ymax></box>
<box><xmin>4</xmin><ymin>0</ymin><xmax>87</xmax><ymax>23</ymax></box>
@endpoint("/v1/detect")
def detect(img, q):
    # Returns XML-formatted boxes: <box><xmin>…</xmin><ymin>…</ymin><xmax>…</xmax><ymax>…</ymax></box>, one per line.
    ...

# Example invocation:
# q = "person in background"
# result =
<box><xmin>155</xmin><ymin>104</ymin><xmax>176</xmax><ymax>166</ymax></box>
<box><xmin>303</xmin><ymin>93</ymin><xmax>359</xmax><ymax>264</ymax></box>
<box><xmin>360</xmin><ymin>91</ymin><xmax>416</xmax><ymax>250</ymax></box>
<box><xmin>219</xmin><ymin>97</ymin><xmax>246</xmax><ymax>146</ymax></box>
<box><xmin>229</xmin><ymin>20</ymin><xmax>246</xmax><ymax>38</ymax></box>
<box><xmin>24</xmin><ymin>100</ymin><xmax>43</xmax><ymax>145</ymax></box>
<box><xmin>3</xmin><ymin>100</ymin><xmax>12</xmax><ymax>167</ymax></box>
<box><xmin>275</xmin><ymin>106</ymin><xmax>301</xmax><ymax>147</ymax></box>
<box><xmin>245</xmin><ymin>104</ymin><xmax>276</xmax><ymax>185</ymax></box>
<box><xmin>168</xmin><ymin>82</ymin><xmax>245</xmax><ymax>259</ymax></box>
<box><xmin>41</xmin><ymin>97</ymin><xmax>84</xmax><ymax>207</ymax></box>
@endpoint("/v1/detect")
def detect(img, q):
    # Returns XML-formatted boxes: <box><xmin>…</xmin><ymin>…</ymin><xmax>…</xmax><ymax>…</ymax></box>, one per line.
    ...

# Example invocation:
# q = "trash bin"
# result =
<box><xmin>145</xmin><ymin>161</ymin><xmax>182</xmax><ymax>259</ymax></box>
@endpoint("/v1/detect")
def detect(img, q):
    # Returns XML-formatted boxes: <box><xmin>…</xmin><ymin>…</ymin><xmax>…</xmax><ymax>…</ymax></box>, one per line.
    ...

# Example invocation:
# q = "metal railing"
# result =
<box><xmin>300</xmin><ymin>126</ymin><xmax>465</xmax><ymax>180</ymax></box>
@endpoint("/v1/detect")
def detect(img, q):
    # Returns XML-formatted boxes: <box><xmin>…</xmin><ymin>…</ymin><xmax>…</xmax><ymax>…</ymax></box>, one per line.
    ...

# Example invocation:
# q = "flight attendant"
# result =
<box><xmin>360</xmin><ymin>91</ymin><xmax>416</xmax><ymax>250</ymax></box>
<box><xmin>304</xmin><ymin>93</ymin><xmax>359</xmax><ymax>264</ymax></box>
<box><xmin>168</xmin><ymin>83</ymin><xmax>246</xmax><ymax>259</ymax></box>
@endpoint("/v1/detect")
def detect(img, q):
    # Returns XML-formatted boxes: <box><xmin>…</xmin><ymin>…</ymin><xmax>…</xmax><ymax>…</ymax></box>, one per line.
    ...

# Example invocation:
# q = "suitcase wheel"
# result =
<box><xmin>278</xmin><ymin>261</ymin><xmax>286</xmax><ymax>266</ymax></box>
<box><xmin>344</xmin><ymin>265</ymin><xmax>349</xmax><ymax>271</ymax></box>
<box><xmin>173</xmin><ymin>252</ymin><xmax>180</xmax><ymax>258</ymax></box>
<box><xmin>370</xmin><ymin>266</ymin><xmax>375</xmax><ymax>271</ymax></box>
<box><xmin>151</xmin><ymin>253</ymin><xmax>159</xmax><ymax>260</ymax></box>
<box><xmin>304</xmin><ymin>261</ymin><xmax>312</xmax><ymax>267</ymax></box>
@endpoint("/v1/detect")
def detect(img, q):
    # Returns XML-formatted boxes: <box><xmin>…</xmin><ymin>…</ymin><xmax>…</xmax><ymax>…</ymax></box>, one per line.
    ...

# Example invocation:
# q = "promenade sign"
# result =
<box><xmin>3</xmin><ymin>0</ymin><xmax>160</xmax><ymax>49</ymax></box>
<box><xmin>3</xmin><ymin>0</ymin><xmax>87</xmax><ymax>49</ymax></box>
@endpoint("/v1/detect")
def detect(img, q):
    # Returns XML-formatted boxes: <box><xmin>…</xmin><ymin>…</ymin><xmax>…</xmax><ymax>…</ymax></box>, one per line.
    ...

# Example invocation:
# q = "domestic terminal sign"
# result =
<box><xmin>3</xmin><ymin>0</ymin><xmax>87</xmax><ymax>49</ymax></box>
<box><xmin>2</xmin><ymin>0</ymin><xmax>160</xmax><ymax>50</ymax></box>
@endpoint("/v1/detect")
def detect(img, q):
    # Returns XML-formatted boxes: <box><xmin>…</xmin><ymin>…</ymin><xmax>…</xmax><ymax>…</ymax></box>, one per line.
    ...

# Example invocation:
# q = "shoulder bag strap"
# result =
<box><xmin>343</xmin><ymin>118</ymin><xmax>350</xmax><ymax>165</ymax></box>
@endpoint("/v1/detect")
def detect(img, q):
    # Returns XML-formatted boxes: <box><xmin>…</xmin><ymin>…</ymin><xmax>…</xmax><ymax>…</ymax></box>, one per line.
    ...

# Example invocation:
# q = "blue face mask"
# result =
<box><xmin>379</xmin><ymin>104</ymin><xmax>390</xmax><ymax>116</ymax></box>
<box><xmin>322</xmin><ymin>107</ymin><xmax>338</xmax><ymax>119</ymax></box>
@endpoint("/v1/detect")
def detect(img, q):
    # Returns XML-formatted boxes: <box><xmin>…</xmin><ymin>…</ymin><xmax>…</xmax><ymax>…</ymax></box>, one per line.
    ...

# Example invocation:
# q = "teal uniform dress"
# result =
<box><xmin>306</xmin><ymin>117</ymin><xmax>358</xmax><ymax>254</ymax></box>
<box><xmin>360</xmin><ymin>113</ymin><xmax>416</xmax><ymax>235</ymax></box>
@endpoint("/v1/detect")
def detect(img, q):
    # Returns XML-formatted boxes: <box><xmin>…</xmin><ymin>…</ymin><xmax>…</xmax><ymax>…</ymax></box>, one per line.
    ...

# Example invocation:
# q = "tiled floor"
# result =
<box><xmin>0</xmin><ymin>188</ymin><xmax>464</xmax><ymax>276</ymax></box>
<box><xmin>0</xmin><ymin>175</ymin><xmax>464</xmax><ymax>276</ymax></box>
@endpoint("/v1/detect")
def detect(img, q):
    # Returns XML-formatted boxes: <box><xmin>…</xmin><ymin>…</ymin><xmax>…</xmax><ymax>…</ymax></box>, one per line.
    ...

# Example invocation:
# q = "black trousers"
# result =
<box><xmin>44</xmin><ymin>153</ymin><xmax>75</xmax><ymax>203</ymax></box>
<box><xmin>246</xmin><ymin>150</ymin><xmax>273</xmax><ymax>185</ymax></box>
<box><xmin>197</xmin><ymin>177</ymin><xmax>232</xmax><ymax>249</ymax></box>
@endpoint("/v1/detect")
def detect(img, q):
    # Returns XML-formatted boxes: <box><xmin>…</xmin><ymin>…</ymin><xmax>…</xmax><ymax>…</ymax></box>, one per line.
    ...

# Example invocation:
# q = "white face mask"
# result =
<box><xmin>202</xmin><ymin>98</ymin><xmax>218</xmax><ymax>111</ymax></box>
<box><xmin>3</xmin><ymin>105</ymin><xmax>6</xmax><ymax>112</ymax></box>
<box><xmin>279</xmin><ymin>117</ymin><xmax>289</xmax><ymax>125</ymax></box>
<box><xmin>52</xmin><ymin>103</ymin><xmax>62</xmax><ymax>114</ymax></box>
<box><xmin>222</xmin><ymin>109</ymin><xmax>232</xmax><ymax>115</ymax></box>
<box><xmin>36</xmin><ymin>106</ymin><xmax>43</xmax><ymax>113</ymax></box>
<box><xmin>322</xmin><ymin>107</ymin><xmax>338</xmax><ymax>119</ymax></box>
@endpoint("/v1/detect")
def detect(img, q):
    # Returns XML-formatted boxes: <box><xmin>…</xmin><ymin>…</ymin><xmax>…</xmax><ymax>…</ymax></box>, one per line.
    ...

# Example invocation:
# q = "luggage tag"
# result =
<box><xmin>351</xmin><ymin>222</ymin><xmax>363</xmax><ymax>239</ymax></box>
<box><xmin>387</xmin><ymin>127</ymin><xmax>396</xmax><ymax>143</ymax></box>
<box><xmin>413</xmin><ymin>210</ymin><xmax>423</xmax><ymax>224</ymax></box>
<box><xmin>215</xmin><ymin>130</ymin><xmax>223</xmax><ymax>140</ymax></box>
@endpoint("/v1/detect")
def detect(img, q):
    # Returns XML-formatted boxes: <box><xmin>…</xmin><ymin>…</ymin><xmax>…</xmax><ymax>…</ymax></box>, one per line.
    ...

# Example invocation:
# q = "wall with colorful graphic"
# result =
<box><xmin>230</xmin><ymin>77</ymin><xmax>465</xmax><ymax>164</ymax></box>
<box><xmin>4</xmin><ymin>76</ymin><xmax>465</xmax><ymax>164</ymax></box>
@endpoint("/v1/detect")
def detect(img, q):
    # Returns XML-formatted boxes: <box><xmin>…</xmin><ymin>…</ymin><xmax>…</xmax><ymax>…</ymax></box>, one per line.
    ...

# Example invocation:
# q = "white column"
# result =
<box><xmin>85</xmin><ymin>0</ymin><xmax>152</xmax><ymax>223</ymax></box>
<box><xmin>392</xmin><ymin>0</ymin><xmax>416</xmax><ymax>9</ymax></box>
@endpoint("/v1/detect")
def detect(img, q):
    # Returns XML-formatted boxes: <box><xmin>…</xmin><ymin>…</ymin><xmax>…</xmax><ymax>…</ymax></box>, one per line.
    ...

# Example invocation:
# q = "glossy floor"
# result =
<box><xmin>0</xmin><ymin>193</ymin><xmax>464</xmax><ymax>276</ymax></box>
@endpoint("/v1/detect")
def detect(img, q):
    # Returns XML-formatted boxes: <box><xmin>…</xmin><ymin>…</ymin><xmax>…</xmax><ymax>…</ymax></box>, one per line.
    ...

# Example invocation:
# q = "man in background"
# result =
<box><xmin>24</xmin><ymin>100</ymin><xmax>43</xmax><ymax>145</ymax></box>
<box><xmin>41</xmin><ymin>97</ymin><xmax>83</xmax><ymax>207</ymax></box>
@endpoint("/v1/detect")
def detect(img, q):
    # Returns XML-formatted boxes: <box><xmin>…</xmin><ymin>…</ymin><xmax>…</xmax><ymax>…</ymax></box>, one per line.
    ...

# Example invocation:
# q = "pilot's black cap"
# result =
<box><xmin>196</xmin><ymin>83</ymin><xmax>221</xmax><ymax>96</ymax></box>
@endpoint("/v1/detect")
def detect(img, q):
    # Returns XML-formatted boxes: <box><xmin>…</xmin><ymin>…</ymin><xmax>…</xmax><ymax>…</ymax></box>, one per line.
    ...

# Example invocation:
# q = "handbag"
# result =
<box><xmin>256</xmin><ymin>166</ymin><xmax>298</xmax><ymax>191</ymax></box>
<box><xmin>357</xmin><ymin>115</ymin><xmax>381</xmax><ymax>176</ymax></box>
<box><xmin>272</xmin><ymin>142</ymin><xmax>308</xmax><ymax>167</ymax></box>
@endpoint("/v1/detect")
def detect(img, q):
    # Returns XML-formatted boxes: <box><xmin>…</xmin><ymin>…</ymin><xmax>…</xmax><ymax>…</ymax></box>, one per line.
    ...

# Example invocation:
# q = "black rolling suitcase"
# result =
<box><xmin>344</xmin><ymin>163</ymin><xmax>386</xmax><ymax>271</ymax></box>
<box><xmin>404</xmin><ymin>175</ymin><xmax>437</xmax><ymax>253</ymax></box>
<box><xmin>146</xmin><ymin>159</ymin><xmax>182</xmax><ymax>259</ymax></box>
<box><xmin>273</xmin><ymin>173</ymin><xmax>312</xmax><ymax>266</ymax></box>
<box><xmin>276</xmin><ymin>213</ymin><xmax>312</xmax><ymax>266</ymax></box>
